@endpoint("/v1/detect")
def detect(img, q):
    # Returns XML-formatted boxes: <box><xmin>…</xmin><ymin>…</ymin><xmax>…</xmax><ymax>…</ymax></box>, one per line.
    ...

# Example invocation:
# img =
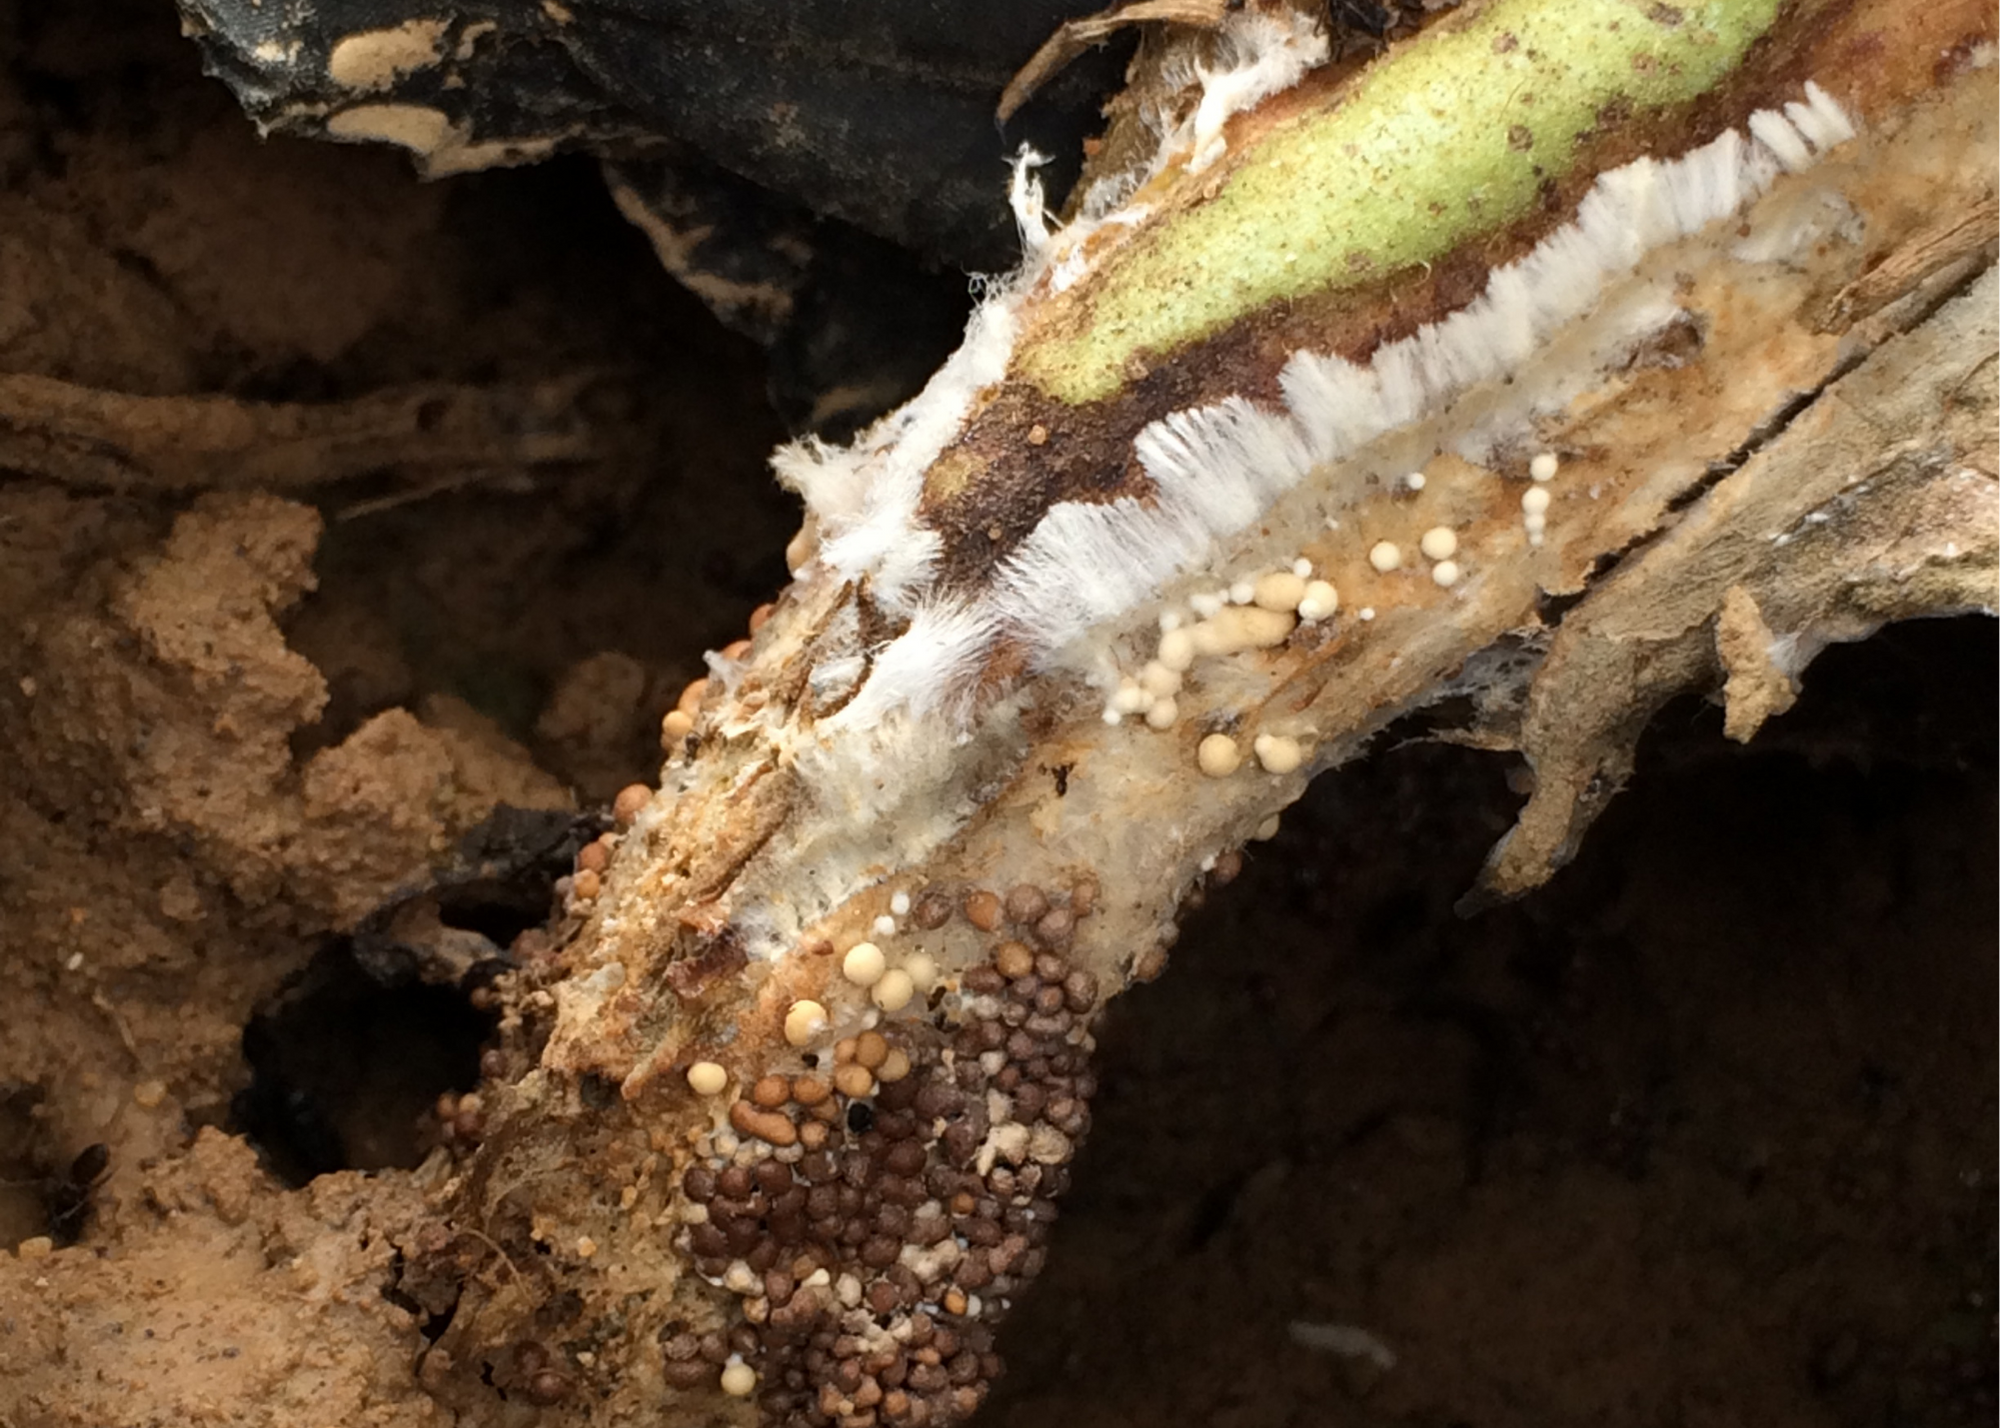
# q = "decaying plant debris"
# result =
<box><xmin>404</xmin><ymin>3</ymin><xmax>1997</xmax><ymax>1424</ymax></box>
<box><xmin>0</xmin><ymin>1</ymin><xmax>1994</xmax><ymax>1426</ymax></box>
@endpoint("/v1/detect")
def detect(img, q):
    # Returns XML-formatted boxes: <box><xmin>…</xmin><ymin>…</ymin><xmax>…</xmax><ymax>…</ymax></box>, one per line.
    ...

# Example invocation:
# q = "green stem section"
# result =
<box><xmin>1019</xmin><ymin>0</ymin><xmax>1781</xmax><ymax>404</ymax></box>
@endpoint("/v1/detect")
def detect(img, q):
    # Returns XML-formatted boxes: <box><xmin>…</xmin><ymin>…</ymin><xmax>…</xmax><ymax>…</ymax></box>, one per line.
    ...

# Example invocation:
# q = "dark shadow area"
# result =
<box><xmin>230</xmin><ymin>808</ymin><xmax>596</xmax><ymax>1185</ymax></box>
<box><xmin>0</xmin><ymin>1087</ymin><xmax>110</xmax><ymax>1248</ymax></box>
<box><xmin>232</xmin><ymin>944</ymin><xmax>498</xmax><ymax>1186</ymax></box>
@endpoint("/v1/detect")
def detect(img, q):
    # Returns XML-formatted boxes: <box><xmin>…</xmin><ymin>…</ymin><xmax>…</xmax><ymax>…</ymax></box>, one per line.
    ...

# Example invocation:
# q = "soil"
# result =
<box><xmin>0</xmin><ymin>5</ymin><xmax>1992</xmax><ymax>1427</ymax></box>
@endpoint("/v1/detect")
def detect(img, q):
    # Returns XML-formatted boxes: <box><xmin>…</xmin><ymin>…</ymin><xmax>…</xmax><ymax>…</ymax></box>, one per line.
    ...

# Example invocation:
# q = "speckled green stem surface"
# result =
<box><xmin>1019</xmin><ymin>0</ymin><xmax>1781</xmax><ymax>404</ymax></box>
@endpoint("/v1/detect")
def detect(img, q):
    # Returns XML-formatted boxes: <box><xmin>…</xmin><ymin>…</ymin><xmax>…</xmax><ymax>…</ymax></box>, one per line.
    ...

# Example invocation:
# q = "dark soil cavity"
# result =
<box><xmin>232</xmin><ymin>943</ymin><xmax>498</xmax><ymax>1185</ymax></box>
<box><xmin>0</xmin><ymin>1089</ymin><xmax>109</xmax><ymax>1248</ymax></box>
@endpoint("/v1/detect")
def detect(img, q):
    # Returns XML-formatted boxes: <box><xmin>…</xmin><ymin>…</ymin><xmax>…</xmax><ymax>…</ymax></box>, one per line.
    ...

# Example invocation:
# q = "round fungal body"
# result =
<box><xmin>842</xmin><ymin>942</ymin><xmax>887</xmax><ymax>987</ymax></box>
<box><xmin>1157</xmin><ymin>627</ymin><xmax>1196</xmax><ymax>671</ymax></box>
<box><xmin>1190</xmin><ymin>604</ymin><xmax>1294</xmax><ymax>656</ymax></box>
<box><xmin>1252</xmin><ymin>733</ymin><xmax>1305</xmax><ymax>774</ymax></box>
<box><xmin>1368</xmin><ymin>541</ymin><xmax>1402</xmax><ymax>573</ymax></box>
<box><xmin>1419</xmin><ymin>526</ymin><xmax>1458</xmax><ymax>561</ymax></box>
<box><xmin>1197</xmin><ymin>733</ymin><xmax>1242</xmax><ymax>777</ymax></box>
<box><xmin>1140</xmin><ymin>662</ymin><xmax>1181</xmax><ymax>698</ymax></box>
<box><xmin>783</xmin><ymin>999</ymin><xmax>828</xmax><ymax>1047</ymax></box>
<box><xmin>1253</xmin><ymin>570</ymin><xmax>1306</xmax><ymax>611</ymax></box>
<box><xmin>963</xmin><ymin>890</ymin><xmax>1002</xmax><ymax>930</ymax></box>
<box><xmin>871</xmin><ymin>967</ymin><xmax>916</xmax><ymax>1012</ymax></box>
<box><xmin>674</xmin><ymin>934</ymin><xmax>1105</xmax><ymax>1425</ymax></box>
<box><xmin>612</xmin><ymin>784</ymin><xmax>651</xmax><ymax>825</ymax></box>
<box><xmin>1297</xmin><ymin>580</ymin><xmax>1338</xmax><ymax>621</ymax></box>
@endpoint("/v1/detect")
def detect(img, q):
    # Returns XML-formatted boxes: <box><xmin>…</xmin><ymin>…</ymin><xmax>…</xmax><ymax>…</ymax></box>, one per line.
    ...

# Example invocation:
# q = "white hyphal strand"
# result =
<box><xmin>1075</xmin><ymin>7</ymin><xmax>1333</xmax><ymax>218</ymax></box>
<box><xmin>1185</xmin><ymin>10</ymin><xmax>1332</xmax><ymax>173</ymax></box>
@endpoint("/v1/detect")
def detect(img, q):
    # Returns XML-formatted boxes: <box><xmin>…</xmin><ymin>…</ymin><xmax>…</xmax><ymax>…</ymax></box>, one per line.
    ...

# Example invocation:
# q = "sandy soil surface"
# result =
<box><xmin>0</xmin><ymin>5</ymin><xmax>1991</xmax><ymax>1427</ymax></box>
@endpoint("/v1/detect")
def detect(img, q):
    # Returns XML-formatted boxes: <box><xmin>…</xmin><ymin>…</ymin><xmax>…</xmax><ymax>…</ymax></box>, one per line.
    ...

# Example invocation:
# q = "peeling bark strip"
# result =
<box><xmin>422</xmin><ymin>5</ymin><xmax>1997</xmax><ymax>1426</ymax></box>
<box><xmin>0</xmin><ymin>373</ymin><xmax>594</xmax><ymax>494</ymax></box>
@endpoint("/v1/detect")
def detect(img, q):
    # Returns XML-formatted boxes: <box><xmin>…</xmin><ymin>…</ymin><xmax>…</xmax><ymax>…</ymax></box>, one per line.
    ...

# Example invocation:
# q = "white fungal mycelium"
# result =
<box><xmin>767</xmin><ymin>14</ymin><xmax>1340</xmax><ymax>765</ymax></box>
<box><xmin>744</xmin><ymin>74</ymin><xmax>1857</xmax><ymax>964</ymax></box>
<box><xmin>1008</xmin><ymin>146</ymin><xmax>1054</xmax><ymax>259</ymax></box>
<box><xmin>1185</xmin><ymin>10</ymin><xmax>1331</xmax><ymax>173</ymax></box>
<box><xmin>868</xmin><ymin>82</ymin><xmax>1852</xmax><ymax>715</ymax></box>
<box><xmin>771</xmin><ymin>293</ymin><xmax>1018</xmax><ymax>615</ymax></box>
<box><xmin>1073</xmin><ymin>6</ymin><xmax>1334</xmax><ymax>221</ymax></box>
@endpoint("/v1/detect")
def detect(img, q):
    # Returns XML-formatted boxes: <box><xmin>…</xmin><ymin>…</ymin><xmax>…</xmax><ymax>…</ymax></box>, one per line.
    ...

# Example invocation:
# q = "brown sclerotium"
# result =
<box><xmin>674</xmin><ymin>879</ymin><xmax>1104</xmax><ymax>1426</ymax></box>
